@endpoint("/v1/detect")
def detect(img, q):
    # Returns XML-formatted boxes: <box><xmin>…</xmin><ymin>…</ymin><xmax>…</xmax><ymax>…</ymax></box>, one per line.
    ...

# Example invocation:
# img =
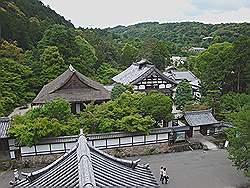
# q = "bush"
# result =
<box><xmin>111</xmin><ymin>83</ymin><xmax>133</xmax><ymax>100</ymax></box>
<box><xmin>9</xmin><ymin>98</ymin><xmax>74</xmax><ymax>146</ymax></box>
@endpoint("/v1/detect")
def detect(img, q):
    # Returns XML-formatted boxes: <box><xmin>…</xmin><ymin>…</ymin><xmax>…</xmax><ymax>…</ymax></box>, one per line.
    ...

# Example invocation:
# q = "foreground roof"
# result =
<box><xmin>0</xmin><ymin>117</ymin><xmax>10</xmax><ymax>138</ymax></box>
<box><xmin>112</xmin><ymin>59</ymin><xmax>176</xmax><ymax>85</ymax></box>
<box><xmin>184</xmin><ymin>109</ymin><xmax>219</xmax><ymax>127</ymax></box>
<box><xmin>15</xmin><ymin>130</ymin><xmax>159</xmax><ymax>188</ymax></box>
<box><xmin>33</xmin><ymin>65</ymin><xmax>110</xmax><ymax>104</ymax></box>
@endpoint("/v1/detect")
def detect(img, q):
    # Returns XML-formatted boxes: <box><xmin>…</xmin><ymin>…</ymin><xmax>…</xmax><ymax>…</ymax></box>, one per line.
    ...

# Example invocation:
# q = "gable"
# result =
<box><xmin>59</xmin><ymin>73</ymin><xmax>91</xmax><ymax>90</ymax></box>
<box><xmin>133</xmin><ymin>69</ymin><xmax>175</xmax><ymax>85</ymax></box>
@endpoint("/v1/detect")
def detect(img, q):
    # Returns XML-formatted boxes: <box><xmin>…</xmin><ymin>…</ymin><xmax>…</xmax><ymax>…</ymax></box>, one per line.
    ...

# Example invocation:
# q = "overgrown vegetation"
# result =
<box><xmin>1</xmin><ymin>0</ymin><xmax>250</xmax><ymax>116</ymax></box>
<box><xmin>9</xmin><ymin>91</ymin><xmax>173</xmax><ymax>146</ymax></box>
<box><xmin>175</xmin><ymin>80</ymin><xmax>193</xmax><ymax>110</ymax></box>
<box><xmin>225</xmin><ymin>103</ymin><xmax>250</xmax><ymax>176</ymax></box>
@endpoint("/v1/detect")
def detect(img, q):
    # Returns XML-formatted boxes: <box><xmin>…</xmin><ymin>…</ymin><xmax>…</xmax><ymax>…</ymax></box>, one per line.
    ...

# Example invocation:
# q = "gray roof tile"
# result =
<box><xmin>15</xmin><ymin>131</ymin><xmax>159</xmax><ymax>188</ymax></box>
<box><xmin>112</xmin><ymin>60</ymin><xmax>176</xmax><ymax>85</ymax></box>
<box><xmin>164</xmin><ymin>70</ymin><xmax>200</xmax><ymax>87</ymax></box>
<box><xmin>0</xmin><ymin>117</ymin><xmax>10</xmax><ymax>138</ymax></box>
<box><xmin>184</xmin><ymin>109</ymin><xmax>219</xmax><ymax>127</ymax></box>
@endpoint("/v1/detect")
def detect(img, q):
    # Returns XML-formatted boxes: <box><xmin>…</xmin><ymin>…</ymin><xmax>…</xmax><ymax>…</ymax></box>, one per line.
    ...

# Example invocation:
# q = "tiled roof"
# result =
<box><xmin>184</xmin><ymin>109</ymin><xmax>219</xmax><ymax>127</ymax></box>
<box><xmin>112</xmin><ymin>59</ymin><xmax>176</xmax><ymax>85</ymax></box>
<box><xmin>15</xmin><ymin>130</ymin><xmax>159</xmax><ymax>188</ymax></box>
<box><xmin>0</xmin><ymin>117</ymin><xmax>10</xmax><ymax>138</ymax></box>
<box><xmin>33</xmin><ymin>65</ymin><xmax>110</xmax><ymax>104</ymax></box>
<box><xmin>164</xmin><ymin>70</ymin><xmax>200</xmax><ymax>87</ymax></box>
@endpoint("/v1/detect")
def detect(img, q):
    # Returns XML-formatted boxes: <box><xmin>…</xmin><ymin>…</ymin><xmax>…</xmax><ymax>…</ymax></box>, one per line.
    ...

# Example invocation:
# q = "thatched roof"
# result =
<box><xmin>33</xmin><ymin>65</ymin><xmax>110</xmax><ymax>104</ymax></box>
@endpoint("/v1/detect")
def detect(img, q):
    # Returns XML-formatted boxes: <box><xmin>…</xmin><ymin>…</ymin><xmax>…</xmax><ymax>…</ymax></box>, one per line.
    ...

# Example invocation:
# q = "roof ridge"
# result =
<box><xmin>77</xmin><ymin>130</ymin><xmax>96</xmax><ymax>188</ymax></box>
<box><xmin>184</xmin><ymin>108</ymin><xmax>212</xmax><ymax>115</ymax></box>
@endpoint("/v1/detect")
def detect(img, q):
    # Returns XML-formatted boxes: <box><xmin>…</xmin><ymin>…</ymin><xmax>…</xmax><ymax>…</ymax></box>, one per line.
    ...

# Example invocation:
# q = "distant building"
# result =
<box><xmin>170</xmin><ymin>56</ymin><xmax>187</xmax><ymax>67</ymax></box>
<box><xmin>13</xmin><ymin>130</ymin><xmax>159</xmax><ymax>188</ymax></box>
<box><xmin>33</xmin><ymin>65</ymin><xmax>110</xmax><ymax>113</ymax></box>
<box><xmin>188</xmin><ymin>47</ymin><xmax>205</xmax><ymax>53</ymax></box>
<box><xmin>112</xmin><ymin>59</ymin><xmax>177</xmax><ymax>96</ymax></box>
<box><xmin>0</xmin><ymin>117</ymin><xmax>10</xmax><ymax>160</ymax></box>
<box><xmin>164</xmin><ymin>68</ymin><xmax>201</xmax><ymax>98</ymax></box>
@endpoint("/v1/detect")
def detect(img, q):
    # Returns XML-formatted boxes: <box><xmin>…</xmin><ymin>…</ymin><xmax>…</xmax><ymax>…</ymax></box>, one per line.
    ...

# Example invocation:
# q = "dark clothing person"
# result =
<box><xmin>160</xmin><ymin>167</ymin><xmax>164</xmax><ymax>181</ymax></box>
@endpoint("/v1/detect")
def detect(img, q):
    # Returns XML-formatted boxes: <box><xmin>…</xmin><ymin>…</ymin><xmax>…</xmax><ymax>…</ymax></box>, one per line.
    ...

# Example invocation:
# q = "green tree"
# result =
<box><xmin>137</xmin><ymin>39</ymin><xmax>171</xmax><ymax>70</ymax></box>
<box><xmin>175</xmin><ymin>80</ymin><xmax>193</xmax><ymax>110</ymax></box>
<box><xmin>9</xmin><ymin>98</ymin><xmax>73</xmax><ymax>146</ymax></box>
<box><xmin>40</xmin><ymin>46</ymin><xmax>66</xmax><ymax>83</ymax></box>
<box><xmin>0</xmin><ymin>40</ymin><xmax>35</xmax><ymax>115</ymax></box>
<box><xmin>120</xmin><ymin>43</ymin><xmax>138</xmax><ymax>67</ymax></box>
<box><xmin>139</xmin><ymin>91</ymin><xmax>173</xmax><ymax>125</ymax></box>
<box><xmin>219</xmin><ymin>92</ymin><xmax>250</xmax><ymax>113</ymax></box>
<box><xmin>78</xmin><ymin>92</ymin><xmax>154</xmax><ymax>134</ymax></box>
<box><xmin>227</xmin><ymin>37</ymin><xmax>250</xmax><ymax>92</ymax></box>
<box><xmin>225</xmin><ymin>105</ymin><xmax>250</xmax><ymax>176</ymax></box>
<box><xmin>96</xmin><ymin>63</ymin><xmax>119</xmax><ymax>84</ymax></box>
<box><xmin>118</xmin><ymin>114</ymin><xmax>154</xmax><ymax>133</ymax></box>
<box><xmin>111</xmin><ymin>83</ymin><xmax>133</xmax><ymax>100</ymax></box>
<box><xmin>190</xmin><ymin>42</ymin><xmax>233</xmax><ymax>95</ymax></box>
<box><xmin>74</xmin><ymin>35</ymin><xmax>98</xmax><ymax>71</ymax></box>
<box><xmin>37</xmin><ymin>24</ymin><xmax>78</xmax><ymax>60</ymax></box>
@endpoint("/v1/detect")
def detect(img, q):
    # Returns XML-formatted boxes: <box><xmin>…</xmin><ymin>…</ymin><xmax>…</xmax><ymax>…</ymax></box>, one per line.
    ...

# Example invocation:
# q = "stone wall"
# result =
<box><xmin>104</xmin><ymin>141</ymin><xmax>202</xmax><ymax>158</ymax></box>
<box><xmin>0</xmin><ymin>154</ymin><xmax>63</xmax><ymax>171</ymax></box>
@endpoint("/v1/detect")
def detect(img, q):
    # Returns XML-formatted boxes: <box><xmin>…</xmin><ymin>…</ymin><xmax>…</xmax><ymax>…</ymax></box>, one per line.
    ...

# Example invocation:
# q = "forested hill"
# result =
<box><xmin>105</xmin><ymin>22</ymin><xmax>250</xmax><ymax>48</ymax></box>
<box><xmin>0</xmin><ymin>0</ymin><xmax>73</xmax><ymax>49</ymax></box>
<box><xmin>1</xmin><ymin>0</ymin><xmax>250</xmax><ymax>117</ymax></box>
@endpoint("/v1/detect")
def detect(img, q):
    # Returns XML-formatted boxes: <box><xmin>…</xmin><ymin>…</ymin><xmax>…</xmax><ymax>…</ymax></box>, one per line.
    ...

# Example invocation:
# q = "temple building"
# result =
<box><xmin>32</xmin><ymin>65</ymin><xmax>110</xmax><ymax>113</ymax></box>
<box><xmin>184</xmin><ymin>109</ymin><xmax>221</xmax><ymax>137</ymax></box>
<box><xmin>164</xmin><ymin>68</ymin><xmax>201</xmax><ymax>99</ymax></box>
<box><xmin>112</xmin><ymin>59</ymin><xmax>177</xmax><ymax>96</ymax></box>
<box><xmin>13</xmin><ymin>130</ymin><xmax>159</xmax><ymax>188</ymax></box>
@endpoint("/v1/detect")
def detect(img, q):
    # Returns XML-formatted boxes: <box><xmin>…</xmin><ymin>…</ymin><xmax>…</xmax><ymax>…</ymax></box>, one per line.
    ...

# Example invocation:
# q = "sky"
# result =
<box><xmin>41</xmin><ymin>0</ymin><xmax>250</xmax><ymax>28</ymax></box>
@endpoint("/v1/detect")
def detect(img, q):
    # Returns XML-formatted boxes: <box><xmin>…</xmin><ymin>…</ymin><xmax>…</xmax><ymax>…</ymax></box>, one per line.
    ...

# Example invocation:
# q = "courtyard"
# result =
<box><xmin>129</xmin><ymin>149</ymin><xmax>249</xmax><ymax>188</ymax></box>
<box><xmin>0</xmin><ymin>149</ymin><xmax>249</xmax><ymax>188</ymax></box>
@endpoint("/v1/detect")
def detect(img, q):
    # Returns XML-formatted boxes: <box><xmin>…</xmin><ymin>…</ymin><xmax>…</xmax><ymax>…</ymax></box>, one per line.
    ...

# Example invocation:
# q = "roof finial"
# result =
<box><xmin>69</xmin><ymin>64</ymin><xmax>75</xmax><ymax>72</ymax></box>
<box><xmin>80</xmin><ymin>129</ymin><xmax>84</xmax><ymax>135</ymax></box>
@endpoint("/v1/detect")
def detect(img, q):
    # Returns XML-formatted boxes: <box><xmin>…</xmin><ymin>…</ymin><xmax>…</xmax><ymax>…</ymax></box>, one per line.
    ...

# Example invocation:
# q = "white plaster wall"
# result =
<box><xmin>36</xmin><ymin>144</ymin><xmax>50</xmax><ymax>152</ymax></box>
<box><xmin>94</xmin><ymin>139</ymin><xmax>106</xmax><ymax>147</ymax></box>
<box><xmin>146</xmin><ymin>135</ymin><xmax>156</xmax><ymax>142</ymax></box>
<box><xmin>51</xmin><ymin>143</ymin><xmax>64</xmax><ymax>151</ymax></box>
<box><xmin>107</xmin><ymin>138</ymin><xmax>119</xmax><ymax>146</ymax></box>
<box><xmin>133</xmin><ymin>135</ymin><xmax>144</xmax><ymax>144</ymax></box>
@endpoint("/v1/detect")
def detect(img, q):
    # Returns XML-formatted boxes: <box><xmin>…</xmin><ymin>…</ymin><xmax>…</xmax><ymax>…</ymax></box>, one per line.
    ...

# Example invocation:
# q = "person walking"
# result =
<box><xmin>160</xmin><ymin>166</ymin><xmax>164</xmax><ymax>181</ymax></box>
<box><xmin>161</xmin><ymin>167</ymin><xmax>169</xmax><ymax>184</ymax></box>
<box><xmin>14</xmin><ymin>169</ymin><xmax>21</xmax><ymax>182</ymax></box>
